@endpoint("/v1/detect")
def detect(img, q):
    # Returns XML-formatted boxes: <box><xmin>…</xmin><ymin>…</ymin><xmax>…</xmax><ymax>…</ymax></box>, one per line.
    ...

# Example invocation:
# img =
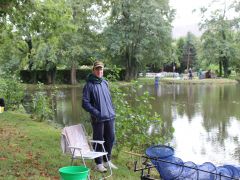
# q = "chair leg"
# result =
<box><xmin>70</xmin><ymin>153</ymin><xmax>91</xmax><ymax>180</ymax></box>
<box><xmin>81</xmin><ymin>156</ymin><xmax>86</xmax><ymax>167</ymax></box>
<box><xmin>79</xmin><ymin>156</ymin><xmax>91</xmax><ymax>180</ymax></box>
<box><xmin>87</xmin><ymin>172</ymin><xmax>91</xmax><ymax>180</ymax></box>
<box><xmin>71</xmin><ymin>149</ymin><xmax>76</xmax><ymax>165</ymax></box>
<box><xmin>101</xmin><ymin>144</ymin><xmax>113</xmax><ymax>179</ymax></box>
<box><xmin>104</xmin><ymin>155</ymin><xmax>113</xmax><ymax>179</ymax></box>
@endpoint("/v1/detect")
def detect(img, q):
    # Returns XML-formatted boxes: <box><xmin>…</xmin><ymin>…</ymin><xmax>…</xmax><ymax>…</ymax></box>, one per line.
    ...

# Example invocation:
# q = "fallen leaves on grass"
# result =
<box><xmin>0</xmin><ymin>124</ymin><xmax>54</xmax><ymax>178</ymax></box>
<box><xmin>0</xmin><ymin>157</ymin><xmax>7</xmax><ymax>160</ymax></box>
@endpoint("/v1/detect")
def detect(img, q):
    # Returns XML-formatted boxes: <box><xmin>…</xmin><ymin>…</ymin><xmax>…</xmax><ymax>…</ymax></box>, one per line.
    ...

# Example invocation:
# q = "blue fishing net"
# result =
<box><xmin>177</xmin><ymin>161</ymin><xmax>198</xmax><ymax>179</ymax></box>
<box><xmin>198</xmin><ymin>162</ymin><xmax>216</xmax><ymax>180</ymax></box>
<box><xmin>223</xmin><ymin>165</ymin><xmax>240</xmax><ymax>179</ymax></box>
<box><xmin>216</xmin><ymin>166</ymin><xmax>232</xmax><ymax>180</ymax></box>
<box><xmin>146</xmin><ymin>145</ymin><xmax>174</xmax><ymax>159</ymax></box>
<box><xmin>158</xmin><ymin>156</ymin><xmax>183</xmax><ymax>180</ymax></box>
<box><xmin>146</xmin><ymin>145</ymin><xmax>240</xmax><ymax>180</ymax></box>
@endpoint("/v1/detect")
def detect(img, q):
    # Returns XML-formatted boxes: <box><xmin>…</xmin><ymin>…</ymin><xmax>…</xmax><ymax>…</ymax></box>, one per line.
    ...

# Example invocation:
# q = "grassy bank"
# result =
<box><xmin>0</xmin><ymin>112</ymin><xmax>141</xmax><ymax>179</ymax></box>
<box><xmin>24</xmin><ymin>76</ymin><xmax>239</xmax><ymax>91</ymax></box>
<box><xmin>137</xmin><ymin>77</ymin><xmax>238</xmax><ymax>84</ymax></box>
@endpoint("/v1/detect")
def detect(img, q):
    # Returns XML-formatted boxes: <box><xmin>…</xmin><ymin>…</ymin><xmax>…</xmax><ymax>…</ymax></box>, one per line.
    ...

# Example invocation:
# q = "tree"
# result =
<box><xmin>170</xmin><ymin>42</ymin><xmax>178</xmax><ymax>73</ymax></box>
<box><xmin>0</xmin><ymin>1</ymin><xmax>35</xmax><ymax>75</ymax></box>
<box><xmin>174</xmin><ymin>33</ymin><xmax>198</xmax><ymax>73</ymax></box>
<box><xmin>231</xmin><ymin>32</ymin><xmax>240</xmax><ymax>74</ymax></box>
<box><xmin>182</xmin><ymin>32</ymin><xmax>197</xmax><ymax>72</ymax></box>
<box><xmin>104</xmin><ymin>0</ymin><xmax>174</xmax><ymax>81</ymax></box>
<box><xmin>199</xmin><ymin>0</ymin><xmax>238</xmax><ymax>77</ymax></box>
<box><xmin>175</xmin><ymin>37</ymin><xmax>185</xmax><ymax>73</ymax></box>
<box><xmin>58</xmin><ymin>0</ymin><xmax>107</xmax><ymax>84</ymax></box>
<box><xmin>0</xmin><ymin>0</ymin><xmax>32</xmax><ymax>19</ymax></box>
<box><xmin>24</xmin><ymin>0</ymin><xmax>73</xmax><ymax>84</ymax></box>
<box><xmin>0</xmin><ymin>0</ymin><xmax>73</xmax><ymax>83</ymax></box>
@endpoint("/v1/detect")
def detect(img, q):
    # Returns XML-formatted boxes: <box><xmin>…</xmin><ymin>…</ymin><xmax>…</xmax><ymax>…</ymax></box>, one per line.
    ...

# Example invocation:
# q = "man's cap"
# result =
<box><xmin>93</xmin><ymin>61</ymin><xmax>104</xmax><ymax>69</ymax></box>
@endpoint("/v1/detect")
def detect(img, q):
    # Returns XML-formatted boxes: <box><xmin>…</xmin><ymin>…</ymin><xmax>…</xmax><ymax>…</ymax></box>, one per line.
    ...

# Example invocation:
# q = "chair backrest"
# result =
<box><xmin>61</xmin><ymin>124</ymin><xmax>91</xmax><ymax>156</ymax></box>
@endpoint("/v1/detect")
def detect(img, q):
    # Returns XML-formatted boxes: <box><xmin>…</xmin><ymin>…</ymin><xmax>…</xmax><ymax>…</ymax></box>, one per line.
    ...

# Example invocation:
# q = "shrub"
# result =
<box><xmin>0</xmin><ymin>77</ymin><xmax>24</xmax><ymax>110</ymax></box>
<box><xmin>111</xmin><ymin>81</ymin><xmax>174</xmax><ymax>154</ymax></box>
<box><xmin>30</xmin><ymin>83</ymin><xmax>54</xmax><ymax>121</ymax></box>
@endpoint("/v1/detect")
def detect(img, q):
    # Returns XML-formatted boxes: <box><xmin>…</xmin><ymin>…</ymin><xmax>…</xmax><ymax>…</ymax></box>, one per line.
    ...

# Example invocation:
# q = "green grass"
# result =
<box><xmin>160</xmin><ymin>77</ymin><xmax>238</xmax><ymax>84</ymax></box>
<box><xmin>137</xmin><ymin>77</ymin><xmax>238</xmax><ymax>84</ymax></box>
<box><xmin>0</xmin><ymin>112</ymin><xmax>142</xmax><ymax>180</ymax></box>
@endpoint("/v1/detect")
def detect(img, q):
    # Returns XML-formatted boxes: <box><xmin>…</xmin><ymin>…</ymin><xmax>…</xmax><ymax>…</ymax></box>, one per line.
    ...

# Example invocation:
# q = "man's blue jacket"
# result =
<box><xmin>82</xmin><ymin>74</ymin><xmax>115</xmax><ymax>122</ymax></box>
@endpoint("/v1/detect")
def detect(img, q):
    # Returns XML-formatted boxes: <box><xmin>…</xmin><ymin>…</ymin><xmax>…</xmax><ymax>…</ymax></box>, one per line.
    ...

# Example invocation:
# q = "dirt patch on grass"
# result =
<box><xmin>0</xmin><ymin>126</ymin><xmax>20</xmax><ymax>140</ymax></box>
<box><xmin>0</xmin><ymin>124</ymin><xmax>58</xmax><ymax>179</ymax></box>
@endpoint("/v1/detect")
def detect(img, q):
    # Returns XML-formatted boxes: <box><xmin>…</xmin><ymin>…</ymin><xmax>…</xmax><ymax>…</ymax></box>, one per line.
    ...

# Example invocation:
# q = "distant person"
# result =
<box><xmin>0</xmin><ymin>98</ymin><xmax>5</xmax><ymax>107</ymax></box>
<box><xmin>0</xmin><ymin>98</ymin><xmax>5</xmax><ymax>113</ymax></box>
<box><xmin>188</xmin><ymin>68</ymin><xmax>193</xmax><ymax>80</ymax></box>
<box><xmin>155</xmin><ymin>73</ymin><xmax>160</xmax><ymax>85</ymax></box>
<box><xmin>205</xmin><ymin>70</ymin><xmax>211</xmax><ymax>78</ymax></box>
<box><xmin>198</xmin><ymin>69</ymin><xmax>202</xmax><ymax>79</ymax></box>
<box><xmin>82</xmin><ymin>61</ymin><xmax>117</xmax><ymax>173</ymax></box>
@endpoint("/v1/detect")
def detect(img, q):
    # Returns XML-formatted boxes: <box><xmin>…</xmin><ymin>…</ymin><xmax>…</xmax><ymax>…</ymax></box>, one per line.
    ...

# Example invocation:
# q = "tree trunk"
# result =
<box><xmin>124</xmin><ymin>48</ymin><xmax>131</xmax><ymax>81</ymax></box>
<box><xmin>222</xmin><ymin>56</ymin><xmax>229</xmax><ymax>77</ymax></box>
<box><xmin>125</xmin><ymin>70</ymin><xmax>130</xmax><ymax>81</ymax></box>
<box><xmin>46</xmin><ymin>63</ymin><xmax>56</xmax><ymax>84</ymax></box>
<box><xmin>71</xmin><ymin>63</ymin><xmax>77</xmax><ymax>85</ymax></box>
<box><xmin>47</xmin><ymin>71</ymin><xmax>52</xmax><ymax>84</ymax></box>
<box><xmin>25</xmin><ymin>37</ymin><xmax>37</xmax><ymax>84</ymax></box>
<box><xmin>132</xmin><ymin>57</ymin><xmax>138</xmax><ymax>79</ymax></box>
<box><xmin>125</xmin><ymin>67</ymin><xmax>135</xmax><ymax>81</ymax></box>
<box><xmin>221</xmin><ymin>30</ymin><xmax>229</xmax><ymax>77</ymax></box>
<box><xmin>219</xmin><ymin>59</ymin><xmax>222</xmax><ymax>77</ymax></box>
<box><xmin>30</xmin><ymin>71</ymin><xmax>37</xmax><ymax>84</ymax></box>
<box><xmin>51</xmin><ymin>66</ymin><xmax>56</xmax><ymax>84</ymax></box>
<box><xmin>134</xmin><ymin>66</ymin><xmax>138</xmax><ymax>79</ymax></box>
<box><xmin>124</xmin><ymin>46</ymin><xmax>139</xmax><ymax>81</ymax></box>
<box><xmin>125</xmin><ymin>62</ymin><xmax>138</xmax><ymax>81</ymax></box>
<box><xmin>46</xmin><ymin>69</ymin><xmax>56</xmax><ymax>84</ymax></box>
<box><xmin>187</xmin><ymin>47</ymin><xmax>190</xmax><ymax>71</ymax></box>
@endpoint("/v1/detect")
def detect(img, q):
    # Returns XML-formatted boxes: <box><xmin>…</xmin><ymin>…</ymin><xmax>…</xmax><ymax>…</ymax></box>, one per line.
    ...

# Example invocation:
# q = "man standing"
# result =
<box><xmin>188</xmin><ymin>68</ymin><xmax>193</xmax><ymax>80</ymax></box>
<box><xmin>82</xmin><ymin>61</ymin><xmax>117</xmax><ymax>172</ymax></box>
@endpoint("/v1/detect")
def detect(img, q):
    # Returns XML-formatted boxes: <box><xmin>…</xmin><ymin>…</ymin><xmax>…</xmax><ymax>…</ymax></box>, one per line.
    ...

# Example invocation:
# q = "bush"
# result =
<box><xmin>0</xmin><ymin>77</ymin><xmax>24</xmax><ymax>110</ymax></box>
<box><xmin>105</xmin><ymin>65</ymin><xmax>121</xmax><ymax>82</ymax></box>
<box><xmin>111</xmin><ymin>81</ymin><xmax>174</xmax><ymax>154</ymax></box>
<box><xmin>20</xmin><ymin>68</ymin><xmax>126</xmax><ymax>84</ymax></box>
<box><xmin>30</xmin><ymin>83</ymin><xmax>54</xmax><ymax>121</ymax></box>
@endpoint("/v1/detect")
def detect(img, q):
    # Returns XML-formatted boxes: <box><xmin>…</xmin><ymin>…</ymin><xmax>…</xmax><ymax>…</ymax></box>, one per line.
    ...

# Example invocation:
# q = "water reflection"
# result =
<box><xmin>25</xmin><ymin>83</ymin><xmax>240</xmax><ymax>165</ymax></box>
<box><xmin>151</xmin><ymin>83</ymin><xmax>240</xmax><ymax>165</ymax></box>
<box><xmin>54</xmin><ymin>87</ymin><xmax>90</xmax><ymax>127</ymax></box>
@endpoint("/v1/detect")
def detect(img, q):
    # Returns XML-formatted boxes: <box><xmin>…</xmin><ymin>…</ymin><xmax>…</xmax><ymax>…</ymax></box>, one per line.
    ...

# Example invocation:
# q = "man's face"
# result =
<box><xmin>93</xmin><ymin>67</ymin><xmax>104</xmax><ymax>78</ymax></box>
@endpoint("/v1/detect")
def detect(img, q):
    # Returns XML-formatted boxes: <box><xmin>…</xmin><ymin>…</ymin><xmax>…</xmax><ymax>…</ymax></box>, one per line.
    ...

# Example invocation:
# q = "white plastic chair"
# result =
<box><xmin>61</xmin><ymin>124</ymin><xmax>112</xmax><ymax>179</ymax></box>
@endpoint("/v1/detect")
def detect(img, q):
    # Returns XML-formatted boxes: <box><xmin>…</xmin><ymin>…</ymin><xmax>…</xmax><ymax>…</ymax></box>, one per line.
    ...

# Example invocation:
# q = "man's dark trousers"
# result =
<box><xmin>91</xmin><ymin>119</ymin><xmax>115</xmax><ymax>165</ymax></box>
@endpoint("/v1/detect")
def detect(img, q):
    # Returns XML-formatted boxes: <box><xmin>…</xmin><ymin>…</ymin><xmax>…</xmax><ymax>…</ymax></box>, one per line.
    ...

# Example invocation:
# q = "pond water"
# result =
<box><xmin>146</xmin><ymin>83</ymin><xmax>240</xmax><ymax>166</ymax></box>
<box><xmin>27</xmin><ymin>82</ymin><xmax>240</xmax><ymax>166</ymax></box>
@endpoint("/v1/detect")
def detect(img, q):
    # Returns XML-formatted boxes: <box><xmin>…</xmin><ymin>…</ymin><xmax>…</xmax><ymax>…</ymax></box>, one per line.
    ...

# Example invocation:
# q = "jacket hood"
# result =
<box><xmin>87</xmin><ymin>74</ymin><xmax>103</xmax><ymax>84</ymax></box>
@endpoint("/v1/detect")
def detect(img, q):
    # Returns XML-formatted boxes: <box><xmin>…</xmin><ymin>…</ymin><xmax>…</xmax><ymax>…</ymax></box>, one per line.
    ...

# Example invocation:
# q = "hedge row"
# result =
<box><xmin>20</xmin><ymin>69</ymin><xmax>125</xmax><ymax>84</ymax></box>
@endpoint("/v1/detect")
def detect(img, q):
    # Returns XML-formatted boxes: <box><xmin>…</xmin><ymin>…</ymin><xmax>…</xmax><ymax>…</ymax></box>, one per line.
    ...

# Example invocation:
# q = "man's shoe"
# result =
<box><xmin>104</xmin><ymin>161</ymin><xmax>118</xmax><ymax>169</ymax></box>
<box><xmin>95</xmin><ymin>164</ymin><xmax>107</xmax><ymax>173</ymax></box>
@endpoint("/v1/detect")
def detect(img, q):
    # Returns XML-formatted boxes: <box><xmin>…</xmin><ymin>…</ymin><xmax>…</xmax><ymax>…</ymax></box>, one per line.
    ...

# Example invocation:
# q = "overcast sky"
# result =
<box><xmin>169</xmin><ymin>0</ymin><xmax>210</xmax><ymax>38</ymax></box>
<box><xmin>169</xmin><ymin>0</ymin><xmax>235</xmax><ymax>38</ymax></box>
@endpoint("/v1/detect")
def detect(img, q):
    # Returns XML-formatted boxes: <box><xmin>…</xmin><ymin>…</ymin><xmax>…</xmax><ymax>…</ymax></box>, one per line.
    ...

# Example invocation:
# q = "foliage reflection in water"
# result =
<box><xmin>150</xmin><ymin>83</ymin><xmax>240</xmax><ymax>165</ymax></box>
<box><xmin>25</xmin><ymin>83</ymin><xmax>240</xmax><ymax>165</ymax></box>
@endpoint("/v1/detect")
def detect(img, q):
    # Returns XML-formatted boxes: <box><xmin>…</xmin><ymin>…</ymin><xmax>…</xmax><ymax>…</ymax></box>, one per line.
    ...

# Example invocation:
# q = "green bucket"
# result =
<box><xmin>59</xmin><ymin>166</ymin><xmax>89</xmax><ymax>180</ymax></box>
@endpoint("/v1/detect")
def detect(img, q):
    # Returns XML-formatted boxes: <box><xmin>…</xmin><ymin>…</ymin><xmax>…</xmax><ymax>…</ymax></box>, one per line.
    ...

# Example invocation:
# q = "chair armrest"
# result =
<box><xmin>89</xmin><ymin>140</ymin><xmax>105</xmax><ymax>144</ymax></box>
<box><xmin>68</xmin><ymin>146</ymin><xmax>82</xmax><ymax>150</ymax></box>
